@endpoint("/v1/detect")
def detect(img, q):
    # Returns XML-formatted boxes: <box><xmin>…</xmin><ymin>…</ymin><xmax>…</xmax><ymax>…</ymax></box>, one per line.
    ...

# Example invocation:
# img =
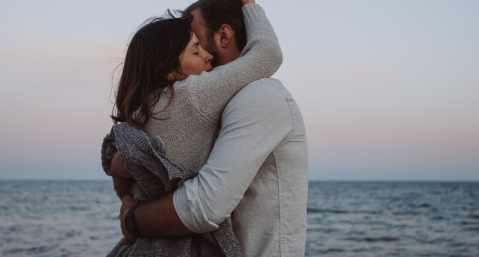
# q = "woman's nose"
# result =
<box><xmin>206</xmin><ymin>53</ymin><xmax>213</xmax><ymax>64</ymax></box>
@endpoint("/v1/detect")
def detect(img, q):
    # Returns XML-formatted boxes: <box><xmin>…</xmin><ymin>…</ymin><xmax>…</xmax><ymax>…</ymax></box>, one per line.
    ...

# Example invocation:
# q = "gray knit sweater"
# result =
<box><xmin>101</xmin><ymin>3</ymin><xmax>281</xmax><ymax>257</ymax></box>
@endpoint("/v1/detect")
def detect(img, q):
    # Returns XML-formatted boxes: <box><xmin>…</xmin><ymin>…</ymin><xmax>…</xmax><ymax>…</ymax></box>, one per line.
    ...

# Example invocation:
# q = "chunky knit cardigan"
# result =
<box><xmin>101</xmin><ymin>122</ymin><xmax>242</xmax><ymax>257</ymax></box>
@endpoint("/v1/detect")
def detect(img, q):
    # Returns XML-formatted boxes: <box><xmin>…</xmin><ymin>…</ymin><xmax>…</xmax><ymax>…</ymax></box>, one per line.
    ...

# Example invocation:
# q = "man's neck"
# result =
<box><xmin>218</xmin><ymin>48</ymin><xmax>241</xmax><ymax>66</ymax></box>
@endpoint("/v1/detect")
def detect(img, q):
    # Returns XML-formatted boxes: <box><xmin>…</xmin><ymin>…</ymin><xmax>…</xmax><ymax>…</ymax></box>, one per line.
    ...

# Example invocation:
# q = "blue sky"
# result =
<box><xmin>0</xmin><ymin>0</ymin><xmax>478</xmax><ymax>180</ymax></box>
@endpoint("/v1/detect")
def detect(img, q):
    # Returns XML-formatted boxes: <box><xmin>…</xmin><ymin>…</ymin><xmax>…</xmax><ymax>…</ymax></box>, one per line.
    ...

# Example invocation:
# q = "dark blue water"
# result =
<box><xmin>0</xmin><ymin>181</ymin><xmax>478</xmax><ymax>257</ymax></box>
<box><xmin>306</xmin><ymin>181</ymin><xmax>479</xmax><ymax>257</ymax></box>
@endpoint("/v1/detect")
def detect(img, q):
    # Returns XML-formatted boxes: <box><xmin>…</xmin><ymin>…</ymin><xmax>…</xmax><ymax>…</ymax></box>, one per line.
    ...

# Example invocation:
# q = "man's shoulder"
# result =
<box><xmin>240</xmin><ymin>78</ymin><xmax>286</xmax><ymax>95</ymax></box>
<box><xmin>223</xmin><ymin>78</ymin><xmax>294</xmax><ymax>121</ymax></box>
<box><xmin>227</xmin><ymin>78</ymin><xmax>290</xmax><ymax>108</ymax></box>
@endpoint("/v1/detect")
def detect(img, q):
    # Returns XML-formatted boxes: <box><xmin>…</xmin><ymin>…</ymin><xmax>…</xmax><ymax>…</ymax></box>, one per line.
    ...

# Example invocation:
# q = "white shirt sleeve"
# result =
<box><xmin>173</xmin><ymin>81</ymin><xmax>294</xmax><ymax>233</ymax></box>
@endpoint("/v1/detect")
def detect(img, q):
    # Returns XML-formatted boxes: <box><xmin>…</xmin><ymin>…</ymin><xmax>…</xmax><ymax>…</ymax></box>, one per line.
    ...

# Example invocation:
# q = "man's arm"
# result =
<box><xmin>123</xmin><ymin>80</ymin><xmax>293</xmax><ymax>238</ymax></box>
<box><xmin>120</xmin><ymin>192</ymin><xmax>194</xmax><ymax>237</ymax></box>
<box><xmin>173</xmin><ymin>81</ymin><xmax>294</xmax><ymax>233</ymax></box>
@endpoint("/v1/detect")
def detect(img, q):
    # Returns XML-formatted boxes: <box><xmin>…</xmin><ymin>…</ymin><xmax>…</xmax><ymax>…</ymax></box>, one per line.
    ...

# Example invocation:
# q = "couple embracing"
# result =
<box><xmin>101</xmin><ymin>0</ymin><xmax>308</xmax><ymax>256</ymax></box>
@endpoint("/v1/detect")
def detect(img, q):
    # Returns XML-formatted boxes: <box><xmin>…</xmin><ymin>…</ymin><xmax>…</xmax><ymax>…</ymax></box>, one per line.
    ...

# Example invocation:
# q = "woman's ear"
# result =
<box><xmin>218</xmin><ymin>24</ymin><xmax>235</xmax><ymax>48</ymax></box>
<box><xmin>167</xmin><ymin>73</ymin><xmax>175</xmax><ymax>80</ymax></box>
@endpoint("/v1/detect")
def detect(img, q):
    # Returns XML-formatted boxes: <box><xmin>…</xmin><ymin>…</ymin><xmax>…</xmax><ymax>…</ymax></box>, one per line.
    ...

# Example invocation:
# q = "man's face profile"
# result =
<box><xmin>190</xmin><ymin>8</ymin><xmax>220</xmax><ymax>67</ymax></box>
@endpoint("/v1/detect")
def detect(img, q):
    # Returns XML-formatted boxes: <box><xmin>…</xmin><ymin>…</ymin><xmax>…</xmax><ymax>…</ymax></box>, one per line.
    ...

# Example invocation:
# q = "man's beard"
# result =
<box><xmin>206</xmin><ymin>39</ymin><xmax>221</xmax><ymax>68</ymax></box>
<box><xmin>210</xmin><ymin>52</ymin><xmax>220</xmax><ymax>68</ymax></box>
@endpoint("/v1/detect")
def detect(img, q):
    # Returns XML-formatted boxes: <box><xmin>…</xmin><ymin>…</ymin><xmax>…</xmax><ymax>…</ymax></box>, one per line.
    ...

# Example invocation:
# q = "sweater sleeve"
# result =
<box><xmin>184</xmin><ymin>3</ymin><xmax>282</xmax><ymax>125</ymax></box>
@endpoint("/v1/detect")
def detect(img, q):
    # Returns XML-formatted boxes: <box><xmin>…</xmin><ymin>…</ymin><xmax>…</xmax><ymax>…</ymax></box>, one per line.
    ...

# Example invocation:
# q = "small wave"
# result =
<box><xmin>67</xmin><ymin>206</ymin><xmax>89</xmax><ymax>211</ymax></box>
<box><xmin>4</xmin><ymin>245</ymin><xmax>57</xmax><ymax>255</ymax></box>
<box><xmin>306</xmin><ymin>227</ymin><xmax>338</xmax><ymax>233</ymax></box>
<box><xmin>346</xmin><ymin>237</ymin><xmax>399</xmax><ymax>243</ymax></box>
<box><xmin>8</xmin><ymin>225</ymin><xmax>21</xmax><ymax>232</ymax></box>
<box><xmin>352</xmin><ymin>246</ymin><xmax>383</xmax><ymax>253</ymax></box>
<box><xmin>469</xmin><ymin>214</ymin><xmax>479</xmax><ymax>220</ymax></box>
<box><xmin>393</xmin><ymin>211</ymin><xmax>420</xmax><ymax>216</ymax></box>
<box><xmin>409</xmin><ymin>203</ymin><xmax>431</xmax><ymax>208</ymax></box>
<box><xmin>464</xmin><ymin>227</ymin><xmax>479</xmax><ymax>232</ymax></box>
<box><xmin>307</xmin><ymin>208</ymin><xmax>347</xmax><ymax>214</ymax></box>
<box><xmin>307</xmin><ymin>208</ymin><xmax>381</xmax><ymax>215</ymax></box>
<box><xmin>319</xmin><ymin>248</ymin><xmax>344</xmax><ymax>254</ymax></box>
<box><xmin>460</xmin><ymin>221</ymin><xmax>479</xmax><ymax>225</ymax></box>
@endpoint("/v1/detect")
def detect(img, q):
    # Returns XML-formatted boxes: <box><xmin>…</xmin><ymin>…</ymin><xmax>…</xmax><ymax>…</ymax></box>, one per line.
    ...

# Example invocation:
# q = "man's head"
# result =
<box><xmin>184</xmin><ymin>0</ymin><xmax>246</xmax><ymax>67</ymax></box>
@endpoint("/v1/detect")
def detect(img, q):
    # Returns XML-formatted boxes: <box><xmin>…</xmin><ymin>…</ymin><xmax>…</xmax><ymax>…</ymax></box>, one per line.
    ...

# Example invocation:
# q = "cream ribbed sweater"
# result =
<box><xmin>144</xmin><ymin>3</ymin><xmax>282</xmax><ymax>171</ymax></box>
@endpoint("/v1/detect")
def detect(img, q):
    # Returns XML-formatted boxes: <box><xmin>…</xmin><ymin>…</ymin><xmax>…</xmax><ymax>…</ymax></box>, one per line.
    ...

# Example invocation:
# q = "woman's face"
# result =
<box><xmin>179</xmin><ymin>32</ymin><xmax>213</xmax><ymax>76</ymax></box>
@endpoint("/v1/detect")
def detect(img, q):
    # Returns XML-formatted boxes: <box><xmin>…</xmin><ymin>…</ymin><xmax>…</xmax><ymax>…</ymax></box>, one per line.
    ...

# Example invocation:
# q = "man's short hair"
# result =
<box><xmin>184</xmin><ymin>0</ymin><xmax>247</xmax><ymax>51</ymax></box>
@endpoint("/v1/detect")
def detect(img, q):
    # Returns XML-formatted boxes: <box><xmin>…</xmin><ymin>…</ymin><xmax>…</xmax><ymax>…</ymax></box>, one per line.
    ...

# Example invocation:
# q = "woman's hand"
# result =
<box><xmin>242</xmin><ymin>0</ymin><xmax>255</xmax><ymax>4</ymax></box>
<box><xmin>111</xmin><ymin>152</ymin><xmax>132</xmax><ymax>178</ymax></box>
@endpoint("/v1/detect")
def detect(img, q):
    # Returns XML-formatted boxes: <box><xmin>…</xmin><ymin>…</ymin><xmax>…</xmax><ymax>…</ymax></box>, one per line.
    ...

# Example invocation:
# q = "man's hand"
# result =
<box><xmin>120</xmin><ymin>195</ymin><xmax>138</xmax><ymax>245</ymax></box>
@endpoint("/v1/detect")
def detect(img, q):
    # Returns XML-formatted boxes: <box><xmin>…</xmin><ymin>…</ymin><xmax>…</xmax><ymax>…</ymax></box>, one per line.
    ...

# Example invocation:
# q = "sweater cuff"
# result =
<box><xmin>242</xmin><ymin>3</ymin><xmax>268</xmax><ymax>24</ymax></box>
<box><xmin>173</xmin><ymin>179</ymin><xmax>219</xmax><ymax>233</ymax></box>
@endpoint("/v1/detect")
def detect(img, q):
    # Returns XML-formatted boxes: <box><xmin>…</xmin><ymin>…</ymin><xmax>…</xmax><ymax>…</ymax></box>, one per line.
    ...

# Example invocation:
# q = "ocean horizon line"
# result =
<box><xmin>1</xmin><ymin>179</ymin><xmax>478</xmax><ymax>183</ymax></box>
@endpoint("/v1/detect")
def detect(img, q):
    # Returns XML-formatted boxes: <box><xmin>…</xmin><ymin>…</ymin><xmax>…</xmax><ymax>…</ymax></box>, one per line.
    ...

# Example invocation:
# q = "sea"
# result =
<box><xmin>0</xmin><ymin>181</ymin><xmax>478</xmax><ymax>257</ymax></box>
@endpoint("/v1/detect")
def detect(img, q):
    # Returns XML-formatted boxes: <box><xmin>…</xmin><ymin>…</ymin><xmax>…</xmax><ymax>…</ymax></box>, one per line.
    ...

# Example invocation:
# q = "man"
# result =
<box><xmin>113</xmin><ymin>0</ymin><xmax>308</xmax><ymax>256</ymax></box>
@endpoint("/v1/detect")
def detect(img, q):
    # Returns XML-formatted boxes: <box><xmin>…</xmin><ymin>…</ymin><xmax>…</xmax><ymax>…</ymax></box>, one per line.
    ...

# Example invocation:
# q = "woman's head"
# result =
<box><xmin>111</xmin><ymin>11</ymin><xmax>213</xmax><ymax>129</ymax></box>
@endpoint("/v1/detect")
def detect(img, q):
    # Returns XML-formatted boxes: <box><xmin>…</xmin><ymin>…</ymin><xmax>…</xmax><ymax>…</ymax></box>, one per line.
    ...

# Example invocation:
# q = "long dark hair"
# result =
<box><xmin>111</xmin><ymin>11</ymin><xmax>193</xmax><ymax>129</ymax></box>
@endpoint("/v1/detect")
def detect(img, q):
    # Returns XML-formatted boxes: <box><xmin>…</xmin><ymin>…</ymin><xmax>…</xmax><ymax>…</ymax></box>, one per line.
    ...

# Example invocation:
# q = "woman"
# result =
<box><xmin>103</xmin><ymin>0</ymin><xmax>282</xmax><ymax>255</ymax></box>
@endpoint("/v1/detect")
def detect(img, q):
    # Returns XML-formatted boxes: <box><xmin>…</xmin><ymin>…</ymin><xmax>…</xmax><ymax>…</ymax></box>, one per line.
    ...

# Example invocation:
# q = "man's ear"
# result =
<box><xmin>218</xmin><ymin>24</ymin><xmax>235</xmax><ymax>49</ymax></box>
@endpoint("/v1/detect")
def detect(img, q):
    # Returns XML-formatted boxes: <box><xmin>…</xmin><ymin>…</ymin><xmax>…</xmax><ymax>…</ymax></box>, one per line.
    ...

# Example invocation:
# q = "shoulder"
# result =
<box><xmin>228</xmin><ymin>78</ymin><xmax>289</xmax><ymax>105</ymax></box>
<box><xmin>223</xmin><ymin>78</ymin><xmax>293</xmax><ymax>124</ymax></box>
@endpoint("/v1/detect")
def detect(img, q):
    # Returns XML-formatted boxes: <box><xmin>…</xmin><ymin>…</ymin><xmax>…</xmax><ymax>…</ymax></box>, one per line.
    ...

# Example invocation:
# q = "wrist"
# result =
<box><xmin>125</xmin><ymin>205</ymin><xmax>140</xmax><ymax>236</ymax></box>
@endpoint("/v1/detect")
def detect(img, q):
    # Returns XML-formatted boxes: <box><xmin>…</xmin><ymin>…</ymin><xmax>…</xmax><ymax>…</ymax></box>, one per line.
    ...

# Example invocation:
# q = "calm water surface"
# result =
<box><xmin>0</xmin><ymin>181</ymin><xmax>478</xmax><ymax>256</ymax></box>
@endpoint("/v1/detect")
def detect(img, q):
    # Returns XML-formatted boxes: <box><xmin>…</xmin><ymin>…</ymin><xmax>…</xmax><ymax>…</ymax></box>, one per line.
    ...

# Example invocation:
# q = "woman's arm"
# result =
<box><xmin>185</xmin><ymin>2</ymin><xmax>282</xmax><ymax>125</ymax></box>
<box><xmin>111</xmin><ymin>152</ymin><xmax>133</xmax><ymax>200</ymax></box>
<box><xmin>112</xmin><ymin>175</ymin><xmax>131</xmax><ymax>200</ymax></box>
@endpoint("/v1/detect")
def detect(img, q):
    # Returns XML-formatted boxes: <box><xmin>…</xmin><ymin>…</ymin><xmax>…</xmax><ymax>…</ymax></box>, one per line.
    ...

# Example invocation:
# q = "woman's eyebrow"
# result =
<box><xmin>190</xmin><ymin>42</ymin><xmax>200</xmax><ymax>49</ymax></box>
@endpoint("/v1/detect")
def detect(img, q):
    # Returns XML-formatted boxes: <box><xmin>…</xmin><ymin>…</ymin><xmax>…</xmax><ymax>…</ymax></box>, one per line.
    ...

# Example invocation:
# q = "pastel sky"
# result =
<box><xmin>0</xmin><ymin>0</ymin><xmax>478</xmax><ymax>180</ymax></box>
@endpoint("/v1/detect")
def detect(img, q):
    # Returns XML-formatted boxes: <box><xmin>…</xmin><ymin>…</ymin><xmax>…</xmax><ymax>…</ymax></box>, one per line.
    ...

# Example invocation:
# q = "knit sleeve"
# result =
<box><xmin>184</xmin><ymin>3</ymin><xmax>282</xmax><ymax>125</ymax></box>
